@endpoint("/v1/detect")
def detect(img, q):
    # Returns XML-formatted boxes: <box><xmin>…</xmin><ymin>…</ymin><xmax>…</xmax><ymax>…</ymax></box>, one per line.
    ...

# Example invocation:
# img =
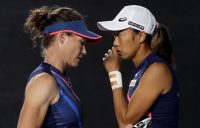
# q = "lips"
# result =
<box><xmin>116</xmin><ymin>50</ymin><xmax>122</xmax><ymax>55</ymax></box>
<box><xmin>77</xmin><ymin>57</ymin><xmax>81</xmax><ymax>60</ymax></box>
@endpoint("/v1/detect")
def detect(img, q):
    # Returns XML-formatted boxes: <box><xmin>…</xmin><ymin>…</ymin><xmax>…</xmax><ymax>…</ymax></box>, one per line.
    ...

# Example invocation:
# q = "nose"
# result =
<box><xmin>113</xmin><ymin>37</ymin><xmax>119</xmax><ymax>47</ymax></box>
<box><xmin>81</xmin><ymin>45</ymin><xmax>87</xmax><ymax>55</ymax></box>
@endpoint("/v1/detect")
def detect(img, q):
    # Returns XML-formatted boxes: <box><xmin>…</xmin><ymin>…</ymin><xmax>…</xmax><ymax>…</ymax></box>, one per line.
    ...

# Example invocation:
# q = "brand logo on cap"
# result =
<box><xmin>128</xmin><ymin>21</ymin><xmax>144</xmax><ymax>30</ymax></box>
<box><xmin>118</xmin><ymin>17</ymin><xmax>127</xmax><ymax>22</ymax></box>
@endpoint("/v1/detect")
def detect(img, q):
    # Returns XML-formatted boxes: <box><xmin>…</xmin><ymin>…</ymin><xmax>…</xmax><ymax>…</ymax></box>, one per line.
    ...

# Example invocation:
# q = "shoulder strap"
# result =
<box><xmin>27</xmin><ymin>63</ymin><xmax>52</xmax><ymax>83</ymax></box>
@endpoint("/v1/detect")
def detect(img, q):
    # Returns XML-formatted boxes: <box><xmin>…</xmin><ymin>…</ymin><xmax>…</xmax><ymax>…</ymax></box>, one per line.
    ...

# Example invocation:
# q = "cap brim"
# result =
<box><xmin>97</xmin><ymin>21</ymin><xmax>128</xmax><ymax>31</ymax></box>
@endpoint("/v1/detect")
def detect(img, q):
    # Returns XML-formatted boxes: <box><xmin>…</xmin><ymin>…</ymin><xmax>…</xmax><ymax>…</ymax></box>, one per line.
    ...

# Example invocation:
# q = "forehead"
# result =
<box><xmin>72</xmin><ymin>34</ymin><xmax>86</xmax><ymax>42</ymax></box>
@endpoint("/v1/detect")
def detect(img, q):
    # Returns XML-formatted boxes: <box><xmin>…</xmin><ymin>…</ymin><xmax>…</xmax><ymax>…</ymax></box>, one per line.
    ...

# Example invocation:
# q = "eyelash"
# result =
<box><xmin>80</xmin><ymin>41</ymin><xmax>85</xmax><ymax>45</ymax></box>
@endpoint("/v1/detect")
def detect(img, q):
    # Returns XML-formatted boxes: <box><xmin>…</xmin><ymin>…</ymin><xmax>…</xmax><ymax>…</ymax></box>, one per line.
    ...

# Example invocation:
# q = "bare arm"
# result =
<box><xmin>103</xmin><ymin>48</ymin><xmax>172</xmax><ymax>126</ymax></box>
<box><xmin>112</xmin><ymin>63</ymin><xmax>172</xmax><ymax>125</ymax></box>
<box><xmin>17</xmin><ymin>73</ymin><xmax>59</xmax><ymax>128</ymax></box>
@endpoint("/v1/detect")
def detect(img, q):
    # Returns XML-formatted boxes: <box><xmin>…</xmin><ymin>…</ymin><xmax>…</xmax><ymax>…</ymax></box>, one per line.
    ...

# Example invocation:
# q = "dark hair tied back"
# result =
<box><xmin>151</xmin><ymin>24</ymin><xmax>176</xmax><ymax>67</ymax></box>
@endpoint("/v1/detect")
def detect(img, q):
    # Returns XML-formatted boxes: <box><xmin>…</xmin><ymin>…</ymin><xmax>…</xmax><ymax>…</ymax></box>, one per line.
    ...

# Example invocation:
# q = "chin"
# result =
<box><xmin>66</xmin><ymin>62</ymin><xmax>79</xmax><ymax>68</ymax></box>
<box><xmin>123</xmin><ymin>56</ymin><xmax>133</xmax><ymax>61</ymax></box>
<box><xmin>122</xmin><ymin>54</ymin><xmax>135</xmax><ymax>60</ymax></box>
<box><xmin>68</xmin><ymin>65</ymin><xmax>78</xmax><ymax>68</ymax></box>
<box><xmin>74</xmin><ymin>64</ymin><xmax>79</xmax><ymax>67</ymax></box>
<box><xmin>121</xmin><ymin>55</ymin><xmax>128</xmax><ymax>60</ymax></box>
<box><xmin>72</xmin><ymin>61</ymin><xmax>80</xmax><ymax>67</ymax></box>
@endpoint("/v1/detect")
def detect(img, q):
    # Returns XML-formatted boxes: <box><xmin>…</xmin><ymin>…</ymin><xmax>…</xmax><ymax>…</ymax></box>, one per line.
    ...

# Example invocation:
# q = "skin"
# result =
<box><xmin>103</xmin><ymin>28</ymin><xmax>172</xmax><ymax>128</ymax></box>
<box><xmin>17</xmin><ymin>32</ymin><xmax>87</xmax><ymax>128</ymax></box>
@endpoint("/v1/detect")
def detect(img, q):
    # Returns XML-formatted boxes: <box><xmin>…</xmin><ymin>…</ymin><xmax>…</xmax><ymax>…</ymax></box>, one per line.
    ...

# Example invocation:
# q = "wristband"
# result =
<box><xmin>109</xmin><ymin>71</ymin><xmax>123</xmax><ymax>90</ymax></box>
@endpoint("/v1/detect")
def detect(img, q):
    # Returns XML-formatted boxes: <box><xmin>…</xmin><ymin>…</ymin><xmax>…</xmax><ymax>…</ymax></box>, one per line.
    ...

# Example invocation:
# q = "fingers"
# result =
<box><xmin>103</xmin><ymin>49</ymin><xmax>112</xmax><ymax>61</ymax></box>
<box><xmin>111</xmin><ymin>46</ymin><xmax>118</xmax><ymax>57</ymax></box>
<box><xmin>105</xmin><ymin>53</ymin><xmax>109</xmax><ymax>57</ymax></box>
<box><xmin>108</xmin><ymin>49</ymin><xmax>112</xmax><ymax>55</ymax></box>
<box><xmin>103</xmin><ymin>47</ymin><xmax>120</xmax><ymax>62</ymax></box>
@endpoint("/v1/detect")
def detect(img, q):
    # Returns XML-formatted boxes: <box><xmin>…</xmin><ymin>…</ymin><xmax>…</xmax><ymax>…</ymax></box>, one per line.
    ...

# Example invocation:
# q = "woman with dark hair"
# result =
<box><xmin>97</xmin><ymin>5</ymin><xmax>178</xmax><ymax>128</ymax></box>
<box><xmin>18</xmin><ymin>6</ymin><xmax>101</xmax><ymax>128</ymax></box>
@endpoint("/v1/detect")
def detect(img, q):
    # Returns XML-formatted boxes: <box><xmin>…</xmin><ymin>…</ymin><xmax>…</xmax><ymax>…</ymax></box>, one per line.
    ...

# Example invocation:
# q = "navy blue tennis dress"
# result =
<box><xmin>27</xmin><ymin>62</ymin><xmax>83</xmax><ymax>128</ymax></box>
<box><xmin>127</xmin><ymin>53</ymin><xmax>179</xmax><ymax>128</ymax></box>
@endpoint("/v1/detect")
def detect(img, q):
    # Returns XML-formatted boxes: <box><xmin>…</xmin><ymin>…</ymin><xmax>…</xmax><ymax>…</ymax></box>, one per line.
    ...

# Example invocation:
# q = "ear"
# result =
<box><xmin>58</xmin><ymin>31</ymin><xmax>67</xmax><ymax>44</ymax></box>
<box><xmin>138</xmin><ymin>31</ymin><xmax>147</xmax><ymax>44</ymax></box>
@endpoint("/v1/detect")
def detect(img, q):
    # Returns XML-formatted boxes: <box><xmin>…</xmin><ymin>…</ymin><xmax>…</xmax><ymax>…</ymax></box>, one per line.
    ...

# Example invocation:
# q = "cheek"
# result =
<box><xmin>70</xmin><ymin>43</ymin><xmax>82</xmax><ymax>57</ymax></box>
<box><xmin>120</xmin><ymin>36</ymin><xmax>133</xmax><ymax>51</ymax></box>
<box><xmin>123</xmin><ymin>37</ymin><xmax>138</xmax><ymax>58</ymax></box>
<box><xmin>62</xmin><ymin>43</ymin><xmax>76</xmax><ymax>61</ymax></box>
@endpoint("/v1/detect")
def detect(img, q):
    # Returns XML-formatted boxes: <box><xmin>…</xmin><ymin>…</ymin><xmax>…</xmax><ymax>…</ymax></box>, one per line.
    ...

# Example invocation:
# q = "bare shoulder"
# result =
<box><xmin>25</xmin><ymin>72</ymin><xmax>58</xmax><ymax>105</ymax></box>
<box><xmin>146</xmin><ymin>62</ymin><xmax>171</xmax><ymax>76</ymax></box>
<box><xmin>18</xmin><ymin>73</ymin><xmax>58</xmax><ymax>127</ymax></box>
<box><xmin>141</xmin><ymin>62</ymin><xmax>172</xmax><ymax>94</ymax></box>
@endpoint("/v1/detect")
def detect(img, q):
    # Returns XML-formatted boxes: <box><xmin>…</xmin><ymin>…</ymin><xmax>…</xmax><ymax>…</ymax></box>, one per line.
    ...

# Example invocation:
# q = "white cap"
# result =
<box><xmin>97</xmin><ymin>5</ymin><xmax>158</xmax><ymax>35</ymax></box>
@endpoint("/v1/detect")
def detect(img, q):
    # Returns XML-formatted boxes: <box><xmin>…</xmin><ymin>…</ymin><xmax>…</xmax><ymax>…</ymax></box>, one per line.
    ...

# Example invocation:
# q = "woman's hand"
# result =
<box><xmin>103</xmin><ymin>46</ymin><xmax>121</xmax><ymax>73</ymax></box>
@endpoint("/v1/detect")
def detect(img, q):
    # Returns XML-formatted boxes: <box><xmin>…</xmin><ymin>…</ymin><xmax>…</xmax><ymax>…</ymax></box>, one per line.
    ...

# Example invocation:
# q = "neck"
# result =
<box><xmin>43</xmin><ymin>48</ymin><xmax>65</xmax><ymax>73</ymax></box>
<box><xmin>132</xmin><ymin>45</ymin><xmax>152</xmax><ymax>68</ymax></box>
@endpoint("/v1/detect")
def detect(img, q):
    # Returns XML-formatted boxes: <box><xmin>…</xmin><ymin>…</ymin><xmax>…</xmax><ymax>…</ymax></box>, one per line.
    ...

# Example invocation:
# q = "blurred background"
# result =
<box><xmin>0</xmin><ymin>0</ymin><xmax>199</xmax><ymax>127</ymax></box>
